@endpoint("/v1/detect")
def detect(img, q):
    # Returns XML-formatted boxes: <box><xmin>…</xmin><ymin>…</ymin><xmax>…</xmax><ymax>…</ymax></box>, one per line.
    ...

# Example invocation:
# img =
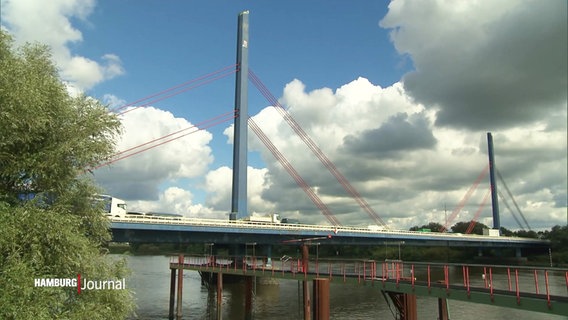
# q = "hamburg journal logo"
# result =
<box><xmin>34</xmin><ymin>275</ymin><xmax>126</xmax><ymax>294</ymax></box>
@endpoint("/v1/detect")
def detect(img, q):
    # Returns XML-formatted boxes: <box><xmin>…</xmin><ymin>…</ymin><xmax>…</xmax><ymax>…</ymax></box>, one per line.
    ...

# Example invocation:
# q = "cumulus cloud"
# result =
<box><xmin>127</xmin><ymin>187</ymin><xmax>215</xmax><ymax>218</ymax></box>
<box><xmin>1</xmin><ymin>0</ymin><xmax>124</xmax><ymax>91</ymax></box>
<box><xmin>380</xmin><ymin>0</ymin><xmax>568</xmax><ymax>130</ymax></box>
<box><xmin>94</xmin><ymin>107</ymin><xmax>213</xmax><ymax>200</ymax></box>
<box><xmin>203</xmin><ymin>166</ymin><xmax>276</xmax><ymax>215</ymax></box>
<box><xmin>232</xmin><ymin>74</ymin><xmax>566</xmax><ymax>230</ymax></box>
<box><xmin>5</xmin><ymin>0</ymin><xmax>564</xmax><ymax>231</ymax></box>
<box><xmin>343</xmin><ymin>112</ymin><xmax>437</xmax><ymax>157</ymax></box>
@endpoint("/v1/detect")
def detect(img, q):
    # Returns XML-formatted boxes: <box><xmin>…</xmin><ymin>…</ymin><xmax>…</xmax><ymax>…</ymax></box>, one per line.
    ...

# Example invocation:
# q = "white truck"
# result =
<box><xmin>94</xmin><ymin>195</ymin><xmax>127</xmax><ymax>218</ymax></box>
<box><xmin>243</xmin><ymin>213</ymin><xmax>282</xmax><ymax>224</ymax></box>
<box><xmin>367</xmin><ymin>225</ymin><xmax>386</xmax><ymax>232</ymax></box>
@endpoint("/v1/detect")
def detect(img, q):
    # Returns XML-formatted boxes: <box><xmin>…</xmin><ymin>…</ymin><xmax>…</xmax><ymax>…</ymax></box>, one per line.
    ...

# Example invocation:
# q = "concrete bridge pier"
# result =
<box><xmin>438</xmin><ymin>298</ymin><xmax>450</xmax><ymax>320</ymax></box>
<box><xmin>313</xmin><ymin>278</ymin><xmax>330</xmax><ymax>320</ymax></box>
<box><xmin>168</xmin><ymin>268</ymin><xmax>176</xmax><ymax>319</ymax></box>
<box><xmin>216</xmin><ymin>272</ymin><xmax>223</xmax><ymax>319</ymax></box>
<box><xmin>384</xmin><ymin>291</ymin><xmax>417</xmax><ymax>320</ymax></box>
<box><xmin>168</xmin><ymin>254</ymin><xmax>185</xmax><ymax>320</ymax></box>
<box><xmin>244</xmin><ymin>276</ymin><xmax>254</xmax><ymax>320</ymax></box>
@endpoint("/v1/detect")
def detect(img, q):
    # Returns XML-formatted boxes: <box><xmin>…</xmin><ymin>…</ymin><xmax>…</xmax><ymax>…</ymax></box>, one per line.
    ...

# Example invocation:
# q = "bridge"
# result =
<box><xmin>99</xmin><ymin>11</ymin><xmax>567</xmax><ymax>320</ymax></box>
<box><xmin>109</xmin><ymin>215</ymin><xmax>548</xmax><ymax>250</ymax></box>
<box><xmin>166</xmin><ymin>254</ymin><xmax>568</xmax><ymax>318</ymax></box>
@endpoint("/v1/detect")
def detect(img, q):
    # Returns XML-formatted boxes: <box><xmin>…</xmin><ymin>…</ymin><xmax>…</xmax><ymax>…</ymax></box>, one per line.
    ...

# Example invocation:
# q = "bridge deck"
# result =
<box><xmin>170</xmin><ymin>255</ymin><xmax>568</xmax><ymax>316</ymax></box>
<box><xmin>110</xmin><ymin>216</ymin><xmax>549</xmax><ymax>248</ymax></box>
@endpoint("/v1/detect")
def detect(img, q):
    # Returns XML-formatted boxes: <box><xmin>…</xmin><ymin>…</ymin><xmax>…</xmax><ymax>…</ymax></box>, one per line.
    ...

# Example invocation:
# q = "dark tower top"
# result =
<box><xmin>230</xmin><ymin>11</ymin><xmax>250</xmax><ymax>220</ymax></box>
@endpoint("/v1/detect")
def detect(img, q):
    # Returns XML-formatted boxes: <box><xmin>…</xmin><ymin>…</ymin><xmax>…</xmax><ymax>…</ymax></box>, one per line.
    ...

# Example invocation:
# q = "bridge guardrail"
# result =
<box><xmin>170</xmin><ymin>255</ymin><xmax>568</xmax><ymax>309</ymax></box>
<box><xmin>110</xmin><ymin>215</ymin><xmax>547</xmax><ymax>244</ymax></box>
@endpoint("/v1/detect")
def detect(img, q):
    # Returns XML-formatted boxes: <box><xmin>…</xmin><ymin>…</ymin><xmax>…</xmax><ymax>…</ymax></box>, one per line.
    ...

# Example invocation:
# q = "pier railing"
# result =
<box><xmin>169</xmin><ymin>255</ymin><xmax>568</xmax><ymax>315</ymax></box>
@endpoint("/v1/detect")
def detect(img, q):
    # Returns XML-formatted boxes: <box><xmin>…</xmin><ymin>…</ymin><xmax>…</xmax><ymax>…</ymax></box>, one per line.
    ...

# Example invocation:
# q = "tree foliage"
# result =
<box><xmin>409</xmin><ymin>222</ymin><xmax>445</xmax><ymax>232</ymax></box>
<box><xmin>450</xmin><ymin>221</ymin><xmax>489</xmax><ymax>235</ymax></box>
<box><xmin>0</xmin><ymin>31</ymin><xmax>121</xmax><ymax>202</ymax></box>
<box><xmin>0</xmin><ymin>30</ymin><xmax>133</xmax><ymax>319</ymax></box>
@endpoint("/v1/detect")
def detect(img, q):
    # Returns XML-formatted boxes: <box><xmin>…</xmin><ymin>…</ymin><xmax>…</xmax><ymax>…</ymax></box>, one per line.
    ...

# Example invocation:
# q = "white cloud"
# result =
<box><xmin>126</xmin><ymin>187</ymin><xmax>216</xmax><ymax>218</ymax></box>
<box><xmin>94</xmin><ymin>107</ymin><xmax>213</xmax><ymax>200</ymax></box>
<box><xmin>1</xmin><ymin>0</ymin><xmax>124</xmax><ymax>91</ymax></box>
<box><xmin>380</xmin><ymin>0</ymin><xmax>567</xmax><ymax>130</ymax></box>
<box><xmin>236</xmin><ymin>75</ymin><xmax>566</xmax><ymax>230</ymax></box>
<box><xmin>203</xmin><ymin>165</ymin><xmax>275</xmax><ymax>215</ymax></box>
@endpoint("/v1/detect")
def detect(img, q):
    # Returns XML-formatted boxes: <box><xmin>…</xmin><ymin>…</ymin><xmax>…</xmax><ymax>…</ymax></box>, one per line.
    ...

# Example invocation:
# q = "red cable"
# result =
<box><xmin>249</xmin><ymin>118</ymin><xmax>340</xmax><ymax>226</ymax></box>
<box><xmin>92</xmin><ymin>112</ymin><xmax>236</xmax><ymax>170</ymax></box>
<box><xmin>113</xmin><ymin>110</ymin><xmax>236</xmax><ymax>158</ymax></box>
<box><xmin>465</xmin><ymin>187</ymin><xmax>492</xmax><ymax>234</ymax></box>
<box><xmin>249</xmin><ymin>70</ymin><xmax>386</xmax><ymax>227</ymax></box>
<box><xmin>442</xmin><ymin>164</ymin><xmax>490</xmax><ymax>232</ymax></box>
<box><xmin>119</xmin><ymin>69</ymin><xmax>237</xmax><ymax>115</ymax></box>
<box><xmin>111</xmin><ymin>64</ymin><xmax>237</xmax><ymax>113</ymax></box>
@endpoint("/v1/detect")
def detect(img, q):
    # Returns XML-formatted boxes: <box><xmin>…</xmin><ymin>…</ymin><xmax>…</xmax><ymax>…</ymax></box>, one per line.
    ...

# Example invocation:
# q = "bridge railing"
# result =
<box><xmin>111</xmin><ymin>215</ymin><xmax>546</xmax><ymax>243</ymax></box>
<box><xmin>170</xmin><ymin>255</ymin><xmax>568</xmax><ymax>303</ymax></box>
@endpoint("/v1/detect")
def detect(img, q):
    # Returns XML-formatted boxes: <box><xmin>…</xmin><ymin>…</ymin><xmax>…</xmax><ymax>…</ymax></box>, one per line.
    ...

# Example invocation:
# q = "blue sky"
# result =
<box><xmin>2</xmin><ymin>0</ymin><xmax>566</xmax><ymax>230</ymax></box>
<box><xmin>81</xmin><ymin>1</ymin><xmax>408</xmax><ymax>169</ymax></box>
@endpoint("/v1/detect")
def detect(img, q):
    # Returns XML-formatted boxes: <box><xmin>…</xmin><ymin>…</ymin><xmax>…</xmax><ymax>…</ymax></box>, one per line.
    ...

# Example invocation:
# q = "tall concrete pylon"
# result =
<box><xmin>230</xmin><ymin>11</ymin><xmax>249</xmax><ymax>221</ymax></box>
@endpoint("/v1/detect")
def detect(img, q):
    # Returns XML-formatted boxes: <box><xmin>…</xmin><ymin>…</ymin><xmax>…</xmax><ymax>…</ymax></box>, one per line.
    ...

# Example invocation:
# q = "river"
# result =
<box><xmin>121</xmin><ymin>255</ymin><xmax>566</xmax><ymax>320</ymax></box>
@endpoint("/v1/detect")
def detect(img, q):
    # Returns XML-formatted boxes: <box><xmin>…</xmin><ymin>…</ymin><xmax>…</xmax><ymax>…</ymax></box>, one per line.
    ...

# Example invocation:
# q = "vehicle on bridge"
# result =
<box><xmin>243</xmin><ymin>213</ymin><xmax>282</xmax><ymax>224</ymax></box>
<box><xmin>125</xmin><ymin>211</ymin><xmax>183</xmax><ymax>220</ymax></box>
<box><xmin>94</xmin><ymin>195</ymin><xmax>127</xmax><ymax>218</ymax></box>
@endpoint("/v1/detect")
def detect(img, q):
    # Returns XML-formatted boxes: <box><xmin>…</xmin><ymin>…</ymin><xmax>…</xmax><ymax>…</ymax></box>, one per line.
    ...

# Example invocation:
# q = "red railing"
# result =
<box><xmin>170</xmin><ymin>255</ymin><xmax>568</xmax><ymax>306</ymax></box>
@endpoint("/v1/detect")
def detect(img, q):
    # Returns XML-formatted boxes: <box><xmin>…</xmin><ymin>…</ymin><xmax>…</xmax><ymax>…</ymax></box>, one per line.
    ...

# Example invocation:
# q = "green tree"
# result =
<box><xmin>0</xmin><ymin>30</ymin><xmax>133</xmax><ymax>319</ymax></box>
<box><xmin>500</xmin><ymin>226</ymin><xmax>514</xmax><ymax>237</ymax></box>
<box><xmin>409</xmin><ymin>222</ymin><xmax>445</xmax><ymax>232</ymax></box>
<box><xmin>451</xmin><ymin>221</ymin><xmax>489</xmax><ymax>235</ymax></box>
<box><xmin>514</xmin><ymin>229</ymin><xmax>539</xmax><ymax>239</ymax></box>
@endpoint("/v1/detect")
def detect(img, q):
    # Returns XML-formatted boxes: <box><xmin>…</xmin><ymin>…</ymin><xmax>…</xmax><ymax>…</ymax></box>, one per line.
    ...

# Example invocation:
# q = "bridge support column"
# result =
<box><xmin>244</xmin><ymin>276</ymin><xmax>254</xmax><ymax>320</ymax></box>
<box><xmin>438</xmin><ymin>298</ymin><xmax>450</xmax><ymax>320</ymax></box>
<box><xmin>385</xmin><ymin>291</ymin><xmax>417</xmax><ymax>320</ymax></box>
<box><xmin>302</xmin><ymin>244</ymin><xmax>311</xmax><ymax>320</ymax></box>
<box><xmin>265</xmin><ymin>245</ymin><xmax>273</xmax><ymax>267</ymax></box>
<box><xmin>168</xmin><ymin>268</ymin><xmax>176</xmax><ymax>320</ymax></box>
<box><xmin>313</xmin><ymin>278</ymin><xmax>330</xmax><ymax>320</ymax></box>
<box><xmin>216</xmin><ymin>272</ymin><xmax>223</xmax><ymax>319</ymax></box>
<box><xmin>176</xmin><ymin>254</ymin><xmax>184</xmax><ymax>320</ymax></box>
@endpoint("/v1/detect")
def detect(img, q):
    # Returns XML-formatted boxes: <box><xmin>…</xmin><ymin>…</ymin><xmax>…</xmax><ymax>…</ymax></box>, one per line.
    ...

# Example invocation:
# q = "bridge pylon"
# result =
<box><xmin>230</xmin><ymin>10</ymin><xmax>250</xmax><ymax>221</ymax></box>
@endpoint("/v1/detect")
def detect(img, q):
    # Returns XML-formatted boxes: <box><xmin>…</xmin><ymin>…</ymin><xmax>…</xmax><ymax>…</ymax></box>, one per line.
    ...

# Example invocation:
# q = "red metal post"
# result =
<box><xmin>545</xmin><ymin>270</ymin><xmax>551</xmax><ymax>308</ymax></box>
<box><xmin>534</xmin><ymin>269</ymin><xmax>540</xmax><ymax>294</ymax></box>
<box><xmin>507</xmin><ymin>268</ymin><xmax>512</xmax><ymax>291</ymax></box>
<box><xmin>466</xmin><ymin>266</ymin><xmax>470</xmax><ymax>296</ymax></box>
<box><xmin>313</xmin><ymin>278</ymin><xmax>330</xmax><ymax>320</ymax></box>
<box><xmin>302</xmin><ymin>244</ymin><xmax>309</xmax><ymax>276</ymax></box>
<box><xmin>444</xmin><ymin>266</ymin><xmax>450</xmax><ymax>292</ymax></box>
<box><xmin>515</xmin><ymin>269</ymin><xmax>520</xmax><ymax>304</ymax></box>
<box><xmin>427</xmin><ymin>265</ymin><xmax>431</xmax><ymax>291</ymax></box>
<box><xmin>462</xmin><ymin>266</ymin><xmax>467</xmax><ymax>287</ymax></box>
<box><xmin>489</xmin><ymin>268</ymin><xmax>494</xmax><ymax>301</ymax></box>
